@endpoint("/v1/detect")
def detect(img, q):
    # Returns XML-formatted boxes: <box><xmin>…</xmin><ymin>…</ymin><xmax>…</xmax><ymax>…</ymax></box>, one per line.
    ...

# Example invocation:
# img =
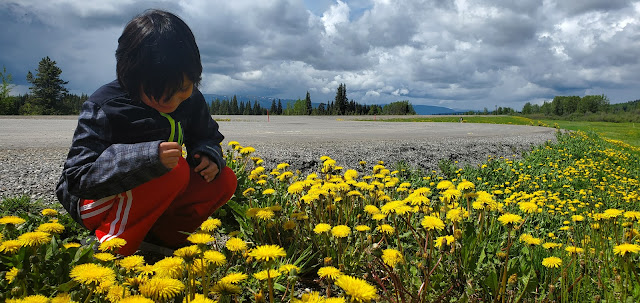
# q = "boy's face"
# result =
<box><xmin>140</xmin><ymin>75</ymin><xmax>194</xmax><ymax>113</ymax></box>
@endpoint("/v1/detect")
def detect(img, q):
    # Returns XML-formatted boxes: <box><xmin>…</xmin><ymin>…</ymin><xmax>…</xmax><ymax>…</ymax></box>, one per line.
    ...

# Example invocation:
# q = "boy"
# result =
<box><xmin>56</xmin><ymin>9</ymin><xmax>237</xmax><ymax>256</ymax></box>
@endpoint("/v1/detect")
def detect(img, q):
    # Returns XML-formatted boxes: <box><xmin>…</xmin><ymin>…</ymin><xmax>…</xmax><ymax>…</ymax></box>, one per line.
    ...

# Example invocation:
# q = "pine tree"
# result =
<box><xmin>305</xmin><ymin>91</ymin><xmax>312</xmax><ymax>115</ymax></box>
<box><xmin>270</xmin><ymin>99</ymin><xmax>277</xmax><ymax>114</ymax></box>
<box><xmin>277</xmin><ymin>99</ymin><xmax>283</xmax><ymax>114</ymax></box>
<box><xmin>231</xmin><ymin>95</ymin><xmax>239</xmax><ymax>115</ymax></box>
<box><xmin>25</xmin><ymin>57</ymin><xmax>69</xmax><ymax>114</ymax></box>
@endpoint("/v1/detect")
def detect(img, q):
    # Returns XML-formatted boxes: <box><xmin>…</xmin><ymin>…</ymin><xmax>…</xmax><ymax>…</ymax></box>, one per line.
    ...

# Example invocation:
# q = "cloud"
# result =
<box><xmin>1</xmin><ymin>0</ymin><xmax>639</xmax><ymax>110</ymax></box>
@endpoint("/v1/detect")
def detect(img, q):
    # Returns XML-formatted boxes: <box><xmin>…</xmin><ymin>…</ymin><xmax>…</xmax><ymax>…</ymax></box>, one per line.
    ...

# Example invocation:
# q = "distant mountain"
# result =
<box><xmin>202</xmin><ymin>93</ymin><xmax>457</xmax><ymax>115</ymax></box>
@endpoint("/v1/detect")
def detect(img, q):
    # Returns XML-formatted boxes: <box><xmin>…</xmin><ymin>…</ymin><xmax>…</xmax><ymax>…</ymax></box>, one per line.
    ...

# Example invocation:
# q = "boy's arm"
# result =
<box><xmin>60</xmin><ymin>101</ymin><xmax>169</xmax><ymax>199</ymax></box>
<box><xmin>185</xmin><ymin>90</ymin><xmax>226</xmax><ymax>171</ymax></box>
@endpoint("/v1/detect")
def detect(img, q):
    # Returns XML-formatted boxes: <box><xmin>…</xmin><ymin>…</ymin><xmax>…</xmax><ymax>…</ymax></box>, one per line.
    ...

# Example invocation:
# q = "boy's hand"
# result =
<box><xmin>159</xmin><ymin>142</ymin><xmax>182</xmax><ymax>169</ymax></box>
<box><xmin>194</xmin><ymin>153</ymin><xmax>219</xmax><ymax>182</ymax></box>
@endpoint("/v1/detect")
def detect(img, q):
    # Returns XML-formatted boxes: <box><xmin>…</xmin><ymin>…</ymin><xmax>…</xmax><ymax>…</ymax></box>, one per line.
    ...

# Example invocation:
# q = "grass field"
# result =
<box><xmin>373</xmin><ymin>115</ymin><xmax>640</xmax><ymax>147</ymax></box>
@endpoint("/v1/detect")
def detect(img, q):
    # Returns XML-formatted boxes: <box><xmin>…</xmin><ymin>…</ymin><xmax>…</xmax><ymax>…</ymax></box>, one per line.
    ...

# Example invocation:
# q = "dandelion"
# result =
<box><xmin>542</xmin><ymin>242</ymin><xmax>562</xmax><ymax>250</ymax></box>
<box><xmin>363</xmin><ymin>205</ymin><xmax>380</xmax><ymax>215</ymax></box>
<box><xmin>0</xmin><ymin>216</ymin><xmax>26</xmax><ymax>225</ymax></box>
<box><xmin>314</xmin><ymin>223</ymin><xmax>332</xmax><ymax>234</ymax></box>
<box><xmin>18</xmin><ymin>231</ymin><xmax>51</xmax><ymax>247</ymax></box>
<box><xmin>602</xmin><ymin>208</ymin><xmax>623</xmax><ymax>219</ymax></box>
<box><xmin>382</xmin><ymin>249</ymin><xmax>404</xmax><ymax>267</ymax></box>
<box><xmin>283</xmin><ymin>220</ymin><xmax>297</xmax><ymax>230</ymax></box>
<box><xmin>434</xmin><ymin>235</ymin><xmax>455</xmax><ymax>248</ymax></box>
<box><xmin>613</xmin><ymin>243</ymin><xmax>640</xmax><ymax>256</ymax></box>
<box><xmin>331</xmin><ymin>225</ymin><xmax>351</xmax><ymax>238</ymax></box>
<box><xmin>0</xmin><ymin>240</ymin><xmax>22</xmax><ymax>254</ymax></box>
<box><xmin>277</xmin><ymin>162</ymin><xmax>290</xmax><ymax>170</ymax></box>
<box><xmin>421</xmin><ymin>216</ymin><xmax>445</xmax><ymax>231</ymax></box>
<box><xmin>262</xmin><ymin>188</ymin><xmax>276</xmax><ymax>195</ymax></box>
<box><xmin>519</xmin><ymin>202</ymin><xmax>538</xmax><ymax>214</ymax></box>
<box><xmin>226</xmin><ymin>237</ymin><xmax>248</xmax><ymax>252</ymax></box>
<box><xmin>256</xmin><ymin>209</ymin><xmax>275</xmax><ymax>220</ymax></box>
<box><xmin>200</xmin><ymin>218</ymin><xmax>222</xmax><ymax>232</ymax></box>
<box><xmin>441</xmin><ymin>189</ymin><xmax>462</xmax><ymax>202</ymax></box>
<box><xmin>355</xmin><ymin>225</ymin><xmax>371</xmax><ymax>232</ymax></box>
<box><xmin>18</xmin><ymin>295</ymin><xmax>50</xmax><ymax>303</ymax></box>
<box><xmin>288</xmin><ymin>182</ymin><xmax>305</xmax><ymax>194</ymax></box>
<box><xmin>571</xmin><ymin>215</ymin><xmax>585</xmax><ymax>222</ymax></box>
<box><xmin>279</xmin><ymin>264</ymin><xmax>300</xmax><ymax>273</ymax></box>
<box><xmin>318</xmin><ymin>266</ymin><xmax>343</xmax><ymax>280</ymax></box>
<box><xmin>335</xmin><ymin>275</ymin><xmax>378</xmax><ymax>303</ymax></box>
<box><xmin>174</xmin><ymin>245</ymin><xmax>201</xmax><ymax>260</ymax></box>
<box><xmin>456</xmin><ymin>180</ymin><xmax>475</xmax><ymax>191</ymax></box>
<box><xmin>248</xmin><ymin>244</ymin><xmax>287</xmax><ymax>262</ymax></box>
<box><xmin>139</xmin><ymin>277</ymin><xmax>185</xmax><ymax>301</ymax></box>
<box><xmin>498</xmin><ymin>213</ymin><xmax>523</xmax><ymax>227</ymax></box>
<box><xmin>239</xmin><ymin>146</ymin><xmax>256</xmax><ymax>155</ymax></box>
<box><xmin>5</xmin><ymin>267</ymin><xmax>18</xmax><ymax>283</ymax></box>
<box><xmin>254</xmin><ymin>269</ymin><xmax>281</xmax><ymax>280</ymax></box>
<box><xmin>41</xmin><ymin>208</ymin><xmax>59</xmax><ymax>216</ymax></box>
<box><xmin>220</xmin><ymin>272</ymin><xmax>249</xmax><ymax>284</ymax></box>
<box><xmin>542</xmin><ymin>257</ymin><xmax>562</xmax><ymax>268</ymax></box>
<box><xmin>377</xmin><ymin>224</ymin><xmax>395</xmax><ymax>234</ymax></box>
<box><xmin>187</xmin><ymin>233</ymin><xmax>215</xmax><ymax>245</ymax></box>
<box><xmin>63</xmin><ymin>242</ymin><xmax>82</xmax><ymax>249</ymax></box>
<box><xmin>204</xmin><ymin>250</ymin><xmax>227</xmax><ymax>266</ymax></box>
<box><xmin>98</xmin><ymin>238</ymin><xmax>127</xmax><ymax>252</ymax></box>
<box><xmin>119</xmin><ymin>295</ymin><xmax>155</xmax><ymax>303</ymax></box>
<box><xmin>624</xmin><ymin>211</ymin><xmax>640</xmax><ymax>221</ymax></box>
<box><xmin>565</xmin><ymin>246</ymin><xmax>584</xmax><ymax>255</ymax></box>
<box><xmin>212</xmin><ymin>281</ymin><xmax>242</xmax><ymax>295</ymax></box>
<box><xmin>446</xmin><ymin>208</ymin><xmax>467</xmax><ymax>222</ymax></box>
<box><xmin>436</xmin><ymin>180</ymin><xmax>454</xmax><ymax>191</ymax></box>
<box><xmin>325</xmin><ymin>298</ymin><xmax>347</xmax><ymax>303</ymax></box>
<box><xmin>69</xmin><ymin>263</ymin><xmax>116</xmax><ymax>286</ymax></box>
<box><xmin>119</xmin><ymin>255</ymin><xmax>145</xmax><ymax>271</ymax></box>
<box><xmin>243</xmin><ymin>187</ymin><xmax>256</xmax><ymax>196</ymax></box>
<box><xmin>153</xmin><ymin>257</ymin><xmax>185</xmax><ymax>278</ymax></box>
<box><xmin>372</xmin><ymin>213</ymin><xmax>387</xmax><ymax>221</ymax></box>
<box><xmin>94</xmin><ymin>252</ymin><xmax>117</xmax><ymax>262</ymax></box>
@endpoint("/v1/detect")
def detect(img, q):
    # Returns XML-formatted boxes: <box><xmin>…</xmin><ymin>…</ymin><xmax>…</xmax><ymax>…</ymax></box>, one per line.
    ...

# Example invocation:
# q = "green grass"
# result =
<box><xmin>539</xmin><ymin>119</ymin><xmax>640</xmax><ymax>147</ymax></box>
<box><xmin>367</xmin><ymin>115</ymin><xmax>640</xmax><ymax>147</ymax></box>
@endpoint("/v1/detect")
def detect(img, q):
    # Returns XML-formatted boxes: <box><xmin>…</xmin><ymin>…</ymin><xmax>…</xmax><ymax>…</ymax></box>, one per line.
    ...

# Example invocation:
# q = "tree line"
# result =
<box><xmin>520</xmin><ymin>95</ymin><xmax>640</xmax><ymax>122</ymax></box>
<box><xmin>1</xmin><ymin>59</ymin><xmax>416</xmax><ymax>116</ymax></box>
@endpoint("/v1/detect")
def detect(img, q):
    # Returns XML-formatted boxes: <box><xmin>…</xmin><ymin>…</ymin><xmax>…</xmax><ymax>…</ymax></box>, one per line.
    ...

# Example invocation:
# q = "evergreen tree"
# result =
<box><xmin>1</xmin><ymin>66</ymin><xmax>14</xmax><ymax>101</ymax></box>
<box><xmin>25</xmin><ymin>57</ymin><xmax>69</xmax><ymax>114</ymax></box>
<box><xmin>252</xmin><ymin>100</ymin><xmax>260</xmax><ymax>115</ymax></box>
<box><xmin>270</xmin><ymin>99</ymin><xmax>277</xmax><ymax>114</ymax></box>
<box><xmin>277</xmin><ymin>99</ymin><xmax>283</xmax><ymax>114</ymax></box>
<box><xmin>231</xmin><ymin>95</ymin><xmax>239</xmax><ymax>115</ymax></box>
<box><xmin>305</xmin><ymin>91</ymin><xmax>312</xmax><ymax>115</ymax></box>
<box><xmin>334</xmin><ymin>83</ymin><xmax>347</xmax><ymax>115</ymax></box>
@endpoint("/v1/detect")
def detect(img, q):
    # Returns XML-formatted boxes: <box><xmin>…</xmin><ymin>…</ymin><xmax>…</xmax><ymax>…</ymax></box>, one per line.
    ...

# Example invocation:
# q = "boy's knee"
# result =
<box><xmin>218</xmin><ymin>166</ymin><xmax>238</xmax><ymax>194</ymax></box>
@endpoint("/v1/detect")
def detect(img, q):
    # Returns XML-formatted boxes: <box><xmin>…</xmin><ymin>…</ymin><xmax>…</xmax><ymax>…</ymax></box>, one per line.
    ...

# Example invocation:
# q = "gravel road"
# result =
<box><xmin>0</xmin><ymin>115</ymin><xmax>557</xmax><ymax>204</ymax></box>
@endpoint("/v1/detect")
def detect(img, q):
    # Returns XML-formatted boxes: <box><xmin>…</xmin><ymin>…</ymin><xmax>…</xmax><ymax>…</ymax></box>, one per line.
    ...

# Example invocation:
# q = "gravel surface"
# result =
<box><xmin>0</xmin><ymin>115</ymin><xmax>557</xmax><ymax>204</ymax></box>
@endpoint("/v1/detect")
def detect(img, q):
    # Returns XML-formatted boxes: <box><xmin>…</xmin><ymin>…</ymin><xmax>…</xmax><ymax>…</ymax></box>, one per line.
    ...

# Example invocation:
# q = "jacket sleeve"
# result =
<box><xmin>60</xmin><ymin>101</ymin><xmax>169</xmax><ymax>199</ymax></box>
<box><xmin>185</xmin><ymin>89</ymin><xmax>226</xmax><ymax>172</ymax></box>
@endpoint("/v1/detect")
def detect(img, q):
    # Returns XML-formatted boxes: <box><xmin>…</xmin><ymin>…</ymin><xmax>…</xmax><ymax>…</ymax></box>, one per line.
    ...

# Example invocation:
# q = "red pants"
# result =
<box><xmin>80</xmin><ymin>157</ymin><xmax>237</xmax><ymax>255</ymax></box>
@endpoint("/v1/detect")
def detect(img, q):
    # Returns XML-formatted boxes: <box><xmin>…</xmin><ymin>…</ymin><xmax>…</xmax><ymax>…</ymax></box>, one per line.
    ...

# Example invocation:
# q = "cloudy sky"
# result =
<box><xmin>1</xmin><ymin>0</ymin><xmax>639</xmax><ymax>110</ymax></box>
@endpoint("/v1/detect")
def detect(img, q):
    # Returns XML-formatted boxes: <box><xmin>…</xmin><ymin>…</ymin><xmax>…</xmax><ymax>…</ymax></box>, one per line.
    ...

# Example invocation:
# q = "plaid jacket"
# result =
<box><xmin>56</xmin><ymin>80</ymin><xmax>225</xmax><ymax>226</ymax></box>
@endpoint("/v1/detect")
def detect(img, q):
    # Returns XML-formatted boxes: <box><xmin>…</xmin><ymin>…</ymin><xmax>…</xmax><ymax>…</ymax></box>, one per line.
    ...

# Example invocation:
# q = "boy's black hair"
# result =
<box><xmin>116</xmin><ymin>9</ymin><xmax>202</xmax><ymax>102</ymax></box>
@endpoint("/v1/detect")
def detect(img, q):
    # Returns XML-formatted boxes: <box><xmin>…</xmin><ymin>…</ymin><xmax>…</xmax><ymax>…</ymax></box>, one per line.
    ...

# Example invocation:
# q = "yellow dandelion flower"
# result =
<box><xmin>446</xmin><ymin>208</ymin><xmax>467</xmax><ymax>223</ymax></box>
<box><xmin>220</xmin><ymin>272</ymin><xmax>249</xmax><ymax>284</ymax></box>
<box><xmin>200</xmin><ymin>218</ymin><xmax>222</xmax><ymax>232</ymax></box>
<box><xmin>204</xmin><ymin>250</ymin><xmax>227</xmax><ymax>266</ymax></box>
<box><xmin>434</xmin><ymin>235</ymin><xmax>455</xmax><ymax>248</ymax></box>
<box><xmin>248</xmin><ymin>244</ymin><xmax>286</xmax><ymax>262</ymax></box>
<box><xmin>174</xmin><ymin>245</ymin><xmax>201</xmax><ymax>260</ymax></box>
<box><xmin>139</xmin><ymin>277</ymin><xmax>185</xmax><ymax>301</ymax></box>
<box><xmin>613</xmin><ymin>243</ymin><xmax>640</xmax><ymax>256</ymax></box>
<box><xmin>498</xmin><ymin>213</ymin><xmax>523</xmax><ymax>226</ymax></box>
<box><xmin>36</xmin><ymin>222</ymin><xmax>65</xmax><ymax>234</ymax></box>
<box><xmin>69</xmin><ymin>263</ymin><xmax>116</xmax><ymax>286</ymax></box>
<box><xmin>226</xmin><ymin>237</ymin><xmax>248</xmax><ymax>252</ymax></box>
<box><xmin>153</xmin><ymin>256</ymin><xmax>185</xmax><ymax>278</ymax></box>
<box><xmin>0</xmin><ymin>216</ymin><xmax>26</xmax><ymax>225</ymax></box>
<box><xmin>571</xmin><ymin>215</ymin><xmax>585</xmax><ymax>222</ymax></box>
<box><xmin>277</xmin><ymin>162</ymin><xmax>290</xmax><ymax>170</ymax></box>
<box><xmin>436</xmin><ymin>180</ymin><xmax>454</xmax><ymax>190</ymax></box>
<box><xmin>288</xmin><ymin>182</ymin><xmax>305</xmax><ymax>194</ymax></box>
<box><xmin>228</xmin><ymin>141</ymin><xmax>240</xmax><ymax>147</ymax></box>
<box><xmin>313</xmin><ymin>223</ymin><xmax>332</xmax><ymax>234</ymax></box>
<box><xmin>119</xmin><ymin>255</ymin><xmax>145</xmax><ymax>271</ymax></box>
<box><xmin>41</xmin><ymin>208</ymin><xmax>59</xmax><ymax>216</ymax></box>
<box><xmin>331</xmin><ymin>225</ymin><xmax>351</xmax><ymax>238</ymax></box>
<box><xmin>456</xmin><ymin>181</ymin><xmax>475</xmax><ymax>191</ymax></box>
<box><xmin>382</xmin><ymin>249</ymin><xmax>403</xmax><ymax>267</ymax></box>
<box><xmin>542</xmin><ymin>256</ymin><xmax>562</xmax><ymax>268</ymax></box>
<box><xmin>94</xmin><ymin>252</ymin><xmax>117</xmax><ymax>262</ymax></box>
<box><xmin>522</xmin><ymin>237</ymin><xmax>542</xmax><ymax>246</ymax></box>
<box><xmin>262</xmin><ymin>188</ymin><xmax>276</xmax><ymax>195</ymax></box>
<box><xmin>105</xmin><ymin>284</ymin><xmax>129</xmax><ymax>302</ymax></box>
<box><xmin>279</xmin><ymin>264</ymin><xmax>300</xmax><ymax>273</ymax></box>
<box><xmin>564</xmin><ymin>246</ymin><xmax>584</xmax><ymax>254</ymax></box>
<box><xmin>19</xmin><ymin>295</ymin><xmax>50</xmax><ymax>303</ymax></box>
<box><xmin>119</xmin><ymin>295</ymin><xmax>154</xmax><ymax>303</ymax></box>
<box><xmin>372</xmin><ymin>213</ymin><xmax>387</xmax><ymax>221</ymax></box>
<box><xmin>363</xmin><ymin>205</ymin><xmax>380</xmax><ymax>215</ymax></box>
<box><xmin>421</xmin><ymin>216</ymin><xmax>445</xmax><ymax>231</ymax></box>
<box><xmin>377</xmin><ymin>224</ymin><xmax>395</xmax><ymax>234</ymax></box>
<box><xmin>98</xmin><ymin>238</ymin><xmax>127</xmax><ymax>252</ymax></box>
<box><xmin>239</xmin><ymin>146</ymin><xmax>255</xmax><ymax>155</ymax></box>
<box><xmin>355</xmin><ymin>225</ymin><xmax>371</xmax><ymax>232</ymax></box>
<box><xmin>256</xmin><ymin>209</ymin><xmax>275</xmax><ymax>220</ymax></box>
<box><xmin>441</xmin><ymin>189</ymin><xmax>462</xmax><ymax>203</ymax></box>
<box><xmin>603</xmin><ymin>208</ymin><xmax>623</xmax><ymax>219</ymax></box>
<box><xmin>335</xmin><ymin>275</ymin><xmax>378</xmax><ymax>303</ymax></box>
<box><xmin>325</xmin><ymin>298</ymin><xmax>347</xmax><ymax>303</ymax></box>
<box><xmin>51</xmin><ymin>293</ymin><xmax>74</xmax><ymax>303</ymax></box>
<box><xmin>253</xmin><ymin>269</ymin><xmax>281</xmax><ymax>280</ymax></box>
<box><xmin>624</xmin><ymin>211</ymin><xmax>640</xmax><ymax>221</ymax></box>
<box><xmin>212</xmin><ymin>281</ymin><xmax>242</xmax><ymax>294</ymax></box>
<box><xmin>187</xmin><ymin>233</ymin><xmax>215</xmax><ymax>245</ymax></box>
<box><xmin>243</xmin><ymin>187</ymin><xmax>256</xmax><ymax>196</ymax></box>
<box><xmin>0</xmin><ymin>240</ymin><xmax>23</xmax><ymax>254</ymax></box>
<box><xmin>63</xmin><ymin>242</ymin><xmax>82</xmax><ymax>249</ymax></box>
<box><xmin>5</xmin><ymin>267</ymin><xmax>19</xmax><ymax>283</ymax></box>
<box><xmin>18</xmin><ymin>231</ymin><xmax>51</xmax><ymax>247</ymax></box>
<box><xmin>283</xmin><ymin>220</ymin><xmax>297</xmax><ymax>230</ymax></box>
<box><xmin>318</xmin><ymin>266</ymin><xmax>343</xmax><ymax>280</ymax></box>
<box><xmin>519</xmin><ymin>202</ymin><xmax>538</xmax><ymax>214</ymax></box>
<box><xmin>542</xmin><ymin>242</ymin><xmax>562</xmax><ymax>250</ymax></box>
